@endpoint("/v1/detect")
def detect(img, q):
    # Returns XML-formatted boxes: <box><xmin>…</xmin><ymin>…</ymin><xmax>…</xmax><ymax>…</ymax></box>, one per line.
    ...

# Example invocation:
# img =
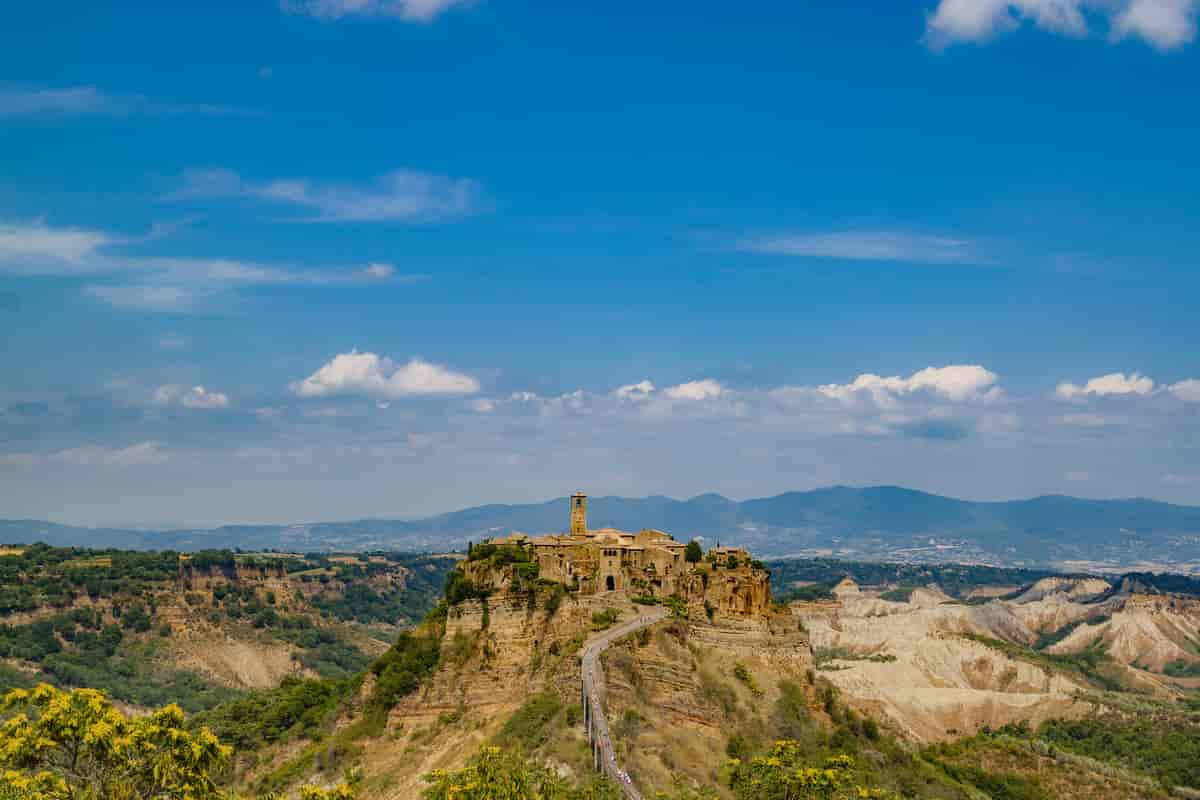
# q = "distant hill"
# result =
<box><xmin>3</xmin><ymin>486</ymin><xmax>1200</xmax><ymax>569</ymax></box>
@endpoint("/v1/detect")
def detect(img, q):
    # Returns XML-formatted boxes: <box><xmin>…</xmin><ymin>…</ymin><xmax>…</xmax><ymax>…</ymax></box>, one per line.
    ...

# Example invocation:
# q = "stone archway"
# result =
<box><xmin>606</xmin><ymin>575</ymin><xmax>615</xmax><ymax>592</ymax></box>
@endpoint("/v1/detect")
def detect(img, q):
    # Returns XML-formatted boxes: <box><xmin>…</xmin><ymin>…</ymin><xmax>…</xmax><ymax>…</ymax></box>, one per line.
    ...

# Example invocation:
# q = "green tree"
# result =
<box><xmin>665</xmin><ymin>594</ymin><xmax>689</xmax><ymax>619</ymax></box>
<box><xmin>0</xmin><ymin>683</ymin><xmax>230</xmax><ymax>800</ymax></box>
<box><xmin>726</xmin><ymin>742</ymin><xmax>890</xmax><ymax>800</ymax></box>
<box><xmin>0</xmin><ymin>684</ymin><xmax>357</xmax><ymax>800</ymax></box>
<box><xmin>423</xmin><ymin>746</ymin><xmax>620</xmax><ymax>799</ymax></box>
<box><xmin>685</xmin><ymin>540</ymin><xmax>703</xmax><ymax>564</ymax></box>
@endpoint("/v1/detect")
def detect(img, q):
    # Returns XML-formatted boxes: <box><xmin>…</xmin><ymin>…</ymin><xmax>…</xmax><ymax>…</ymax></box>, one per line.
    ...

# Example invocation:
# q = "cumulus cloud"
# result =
<box><xmin>614</xmin><ymin>380</ymin><xmax>656</xmax><ymax>401</ymax></box>
<box><xmin>1055</xmin><ymin>372</ymin><xmax>1155</xmax><ymax>400</ymax></box>
<box><xmin>739</xmin><ymin>229</ymin><xmax>974</xmax><ymax>265</ymax></box>
<box><xmin>171</xmin><ymin>167</ymin><xmax>482</xmax><ymax>224</ymax></box>
<box><xmin>663</xmin><ymin>379</ymin><xmax>724</xmax><ymax>401</ymax></box>
<box><xmin>506</xmin><ymin>389</ymin><xmax>589</xmax><ymax>415</ymax></box>
<box><xmin>1055</xmin><ymin>372</ymin><xmax>1200</xmax><ymax>403</ymax></box>
<box><xmin>290</xmin><ymin>350</ymin><xmax>478</xmax><ymax>399</ymax></box>
<box><xmin>818</xmin><ymin>365</ymin><xmax>999</xmax><ymax>405</ymax></box>
<box><xmin>925</xmin><ymin>0</ymin><xmax>1199</xmax><ymax>51</ymax></box>
<box><xmin>284</xmin><ymin>0</ymin><xmax>469</xmax><ymax>22</ymax></box>
<box><xmin>1113</xmin><ymin>0</ymin><xmax>1199</xmax><ymax>47</ymax></box>
<box><xmin>153</xmin><ymin>384</ymin><xmax>231</xmax><ymax>409</ymax></box>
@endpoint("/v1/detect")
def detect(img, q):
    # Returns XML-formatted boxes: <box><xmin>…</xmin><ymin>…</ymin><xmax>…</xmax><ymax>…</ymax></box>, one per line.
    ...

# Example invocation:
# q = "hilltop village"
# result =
<box><xmin>461</xmin><ymin>493</ymin><xmax>771</xmax><ymax>616</ymax></box>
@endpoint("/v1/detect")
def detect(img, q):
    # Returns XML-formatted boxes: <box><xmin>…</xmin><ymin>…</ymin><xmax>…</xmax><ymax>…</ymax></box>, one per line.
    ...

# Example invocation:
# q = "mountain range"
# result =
<box><xmin>4</xmin><ymin>486</ymin><xmax>1200</xmax><ymax>570</ymax></box>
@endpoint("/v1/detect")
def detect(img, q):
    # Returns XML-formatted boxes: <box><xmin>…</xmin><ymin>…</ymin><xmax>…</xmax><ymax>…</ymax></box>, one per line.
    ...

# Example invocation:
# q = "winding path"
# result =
<box><xmin>580</xmin><ymin>605</ymin><xmax>669</xmax><ymax>799</ymax></box>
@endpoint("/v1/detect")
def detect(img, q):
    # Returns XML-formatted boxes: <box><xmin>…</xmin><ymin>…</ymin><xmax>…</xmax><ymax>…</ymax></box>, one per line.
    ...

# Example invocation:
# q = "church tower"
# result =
<box><xmin>570</xmin><ymin>492</ymin><xmax>587</xmax><ymax>535</ymax></box>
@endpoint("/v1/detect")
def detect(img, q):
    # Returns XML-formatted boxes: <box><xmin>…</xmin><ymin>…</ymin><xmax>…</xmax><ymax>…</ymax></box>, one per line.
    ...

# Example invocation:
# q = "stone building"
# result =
<box><xmin>481</xmin><ymin>493</ymin><xmax>772</xmax><ymax>615</ymax></box>
<box><xmin>494</xmin><ymin>493</ymin><xmax>691</xmax><ymax>597</ymax></box>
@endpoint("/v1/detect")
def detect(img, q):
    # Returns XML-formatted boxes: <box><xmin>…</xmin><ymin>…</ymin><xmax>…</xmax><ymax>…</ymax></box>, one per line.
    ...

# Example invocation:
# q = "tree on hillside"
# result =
<box><xmin>423</xmin><ymin>746</ymin><xmax>620</xmax><ymax>799</ymax></box>
<box><xmin>0</xmin><ymin>683</ymin><xmax>229</xmax><ymax>799</ymax></box>
<box><xmin>685</xmin><ymin>540</ymin><xmax>703</xmax><ymax>564</ymax></box>
<box><xmin>726</xmin><ymin>743</ymin><xmax>890</xmax><ymax>800</ymax></box>
<box><xmin>0</xmin><ymin>684</ymin><xmax>355</xmax><ymax>800</ymax></box>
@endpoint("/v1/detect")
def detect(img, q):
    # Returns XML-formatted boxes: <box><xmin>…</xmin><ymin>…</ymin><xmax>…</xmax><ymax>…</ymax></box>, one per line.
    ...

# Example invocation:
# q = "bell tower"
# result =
<box><xmin>570</xmin><ymin>492</ymin><xmax>587</xmax><ymax>535</ymax></box>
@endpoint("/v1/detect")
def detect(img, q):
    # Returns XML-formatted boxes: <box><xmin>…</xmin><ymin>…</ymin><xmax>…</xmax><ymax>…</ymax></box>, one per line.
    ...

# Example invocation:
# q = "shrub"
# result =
<box><xmin>422</xmin><ymin>744</ymin><xmax>616</xmax><ymax>799</ymax></box>
<box><xmin>544</xmin><ymin>583</ymin><xmax>566</xmax><ymax>617</ymax></box>
<box><xmin>591</xmin><ymin>608</ymin><xmax>620</xmax><ymax>630</ymax></box>
<box><xmin>494</xmin><ymin>691</ymin><xmax>563</xmax><ymax>752</ymax></box>
<box><xmin>369</xmin><ymin>630</ymin><xmax>441</xmax><ymax>711</ymax></box>
<box><xmin>726</xmin><ymin>744</ymin><xmax>887</xmax><ymax>800</ymax></box>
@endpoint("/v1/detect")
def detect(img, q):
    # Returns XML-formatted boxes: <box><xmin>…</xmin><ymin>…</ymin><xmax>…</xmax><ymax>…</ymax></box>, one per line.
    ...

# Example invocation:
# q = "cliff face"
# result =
<box><xmin>461</xmin><ymin>552</ymin><xmax>774</xmax><ymax>620</ymax></box>
<box><xmin>793</xmin><ymin>592</ymin><xmax>1098</xmax><ymax>741</ymax></box>
<box><xmin>398</xmin><ymin>594</ymin><xmax>594</xmax><ymax>719</ymax></box>
<box><xmin>1048</xmin><ymin>592</ymin><xmax>1200</xmax><ymax>672</ymax></box>
<box><xmin>344</xmin><ymin>593</ymin><xmax>604</xmax><ymax>799</ymax></box>
<box><xmin>322</xmin><ymin>555</ymin><xmax>794</xmax><ymax>800</ymax></box>
<box><xmin>676</xmin><ymin>564</ymin><xmax>773</xmax><ymax>618</ymax></box>
<box><xmin>599</xmin><ymin>611</ymin><xmax>812</xmax><ymax>798</ymax></box>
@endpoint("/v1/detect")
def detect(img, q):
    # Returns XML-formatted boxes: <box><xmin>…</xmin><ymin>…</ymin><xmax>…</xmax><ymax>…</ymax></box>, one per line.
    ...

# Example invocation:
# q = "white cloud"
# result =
<box><xmin>1055</xmin><ymin>372</ymin><xmax>1154</xmax><ymax>400</ymax></box>
<box><xmin>504</xmin><ymin>389</ymin><xmax>590</xmax><ymax>416</ymax></box>
<box><xmin>154</xmin><ymin>384</ymin><xmax>231</xmax><ymax>409</ymax></box>
<box><xmin>0</xmin><ymin>85</ymin><xmax>256</xmax><ymax>117</ymax></box>
<box><xmin>663</xmin><ymin>379</ymin><xmax>724</xmax><ymax>401</ymax></box>
<box><xmin>0</xmin><ymin>220</ymin><xmax>410</xmax><ymax>313</ymax></box>
<box><xmin>739</xmin><ymin>229</ymin><xmax>973</xmax><ymax>265</ymax></box>
<box><xmin>925</xmin><ymin>0</ymin><xmax>1199</xmax><ymax>51</ymax></box>
<box><xmin>471</xmin><ymin>398</ymin><xmax>496</xmax><ymax>413</ymax></box>
<box><xmin>358</xmin><ymin>262</ymin><xmax>396</xmax><ymax>279</ymax></box>
<box><xmin>818</xmin><ymin>365</ymin><xmax>999</xmax><ymax>405</ymax></box>
<box><xmin>172</xmin><ymin>167</ymin><xmax>482</xmax><ymax>224</ymax></box>
<box><xmin>284</xmin><ymin>0</ymin><xmax>469</xmax><ymax>23</ymax></box>
<box><xmin>0</xmin><ymin>220</ymin><xmax>113</xmax><ymax>270</ymax></box>
<box><xmin>614</xmin><ymin>380</ymin><xmax>656</xmax><ymax>401</ymax></box>
<box><xmin>0</xmin><ymin>85</ymin><xmax>108</xmax><ymax>116</ymax></box>
<box><xmin>53</xmin><ymin>441</ymin><xmax>167</xmax><ymax>467</ymax></box>
<box><xmin>290</xmin><ymin>350</ymin><xmax>478</xmax><ymax>399</ymax></box>
<box><xmin>1113</xmin><ymin>0</ymin><xmax>1199</xmax><ymax>48</ymax></box>
<box><xmin>1168</xmin><ymin>379</ymin><xmax>1200</xmax><ymax>402</ymax></box>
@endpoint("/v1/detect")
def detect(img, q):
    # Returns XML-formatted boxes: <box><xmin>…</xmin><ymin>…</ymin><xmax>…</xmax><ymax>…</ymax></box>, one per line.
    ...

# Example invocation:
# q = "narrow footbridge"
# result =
<box><xmin>580</xmin><ymin>606</ymin><xmax>669</xmax><ymax>799</ymax></box>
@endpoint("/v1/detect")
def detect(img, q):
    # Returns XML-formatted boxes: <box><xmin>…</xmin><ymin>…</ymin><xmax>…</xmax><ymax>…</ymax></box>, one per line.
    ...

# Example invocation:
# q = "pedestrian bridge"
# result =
<box><xmin>579</xmin><ymin>606</ymin><xmax>668</xmax><ymax>800</ymax></box>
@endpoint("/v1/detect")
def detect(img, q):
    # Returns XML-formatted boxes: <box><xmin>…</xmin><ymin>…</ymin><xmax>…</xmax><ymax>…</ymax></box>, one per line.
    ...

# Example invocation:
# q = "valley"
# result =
<box><xmin>2</xmin><ymin>497</ymin><xmax>1199</xmax><ymax>799</ymax></box>
<box><xmin>0</xmin><ymin>544</ymin><xmax>456</xmax><ymax>710</ymax></box>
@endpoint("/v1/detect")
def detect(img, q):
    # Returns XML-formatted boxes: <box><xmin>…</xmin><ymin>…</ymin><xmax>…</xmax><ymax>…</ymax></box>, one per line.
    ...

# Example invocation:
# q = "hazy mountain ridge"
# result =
<box><xmin>4</xmin><ymin>486</ymin><xmax>1200</xmax><ymax>568</ymax></box>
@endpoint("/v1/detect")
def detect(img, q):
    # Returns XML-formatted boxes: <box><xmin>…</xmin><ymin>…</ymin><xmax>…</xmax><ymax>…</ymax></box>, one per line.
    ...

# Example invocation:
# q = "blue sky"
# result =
<box><xmin>2</xmin><ymin>0</ymin><xmax>1199</xmax><ymax>527</ymax></box>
